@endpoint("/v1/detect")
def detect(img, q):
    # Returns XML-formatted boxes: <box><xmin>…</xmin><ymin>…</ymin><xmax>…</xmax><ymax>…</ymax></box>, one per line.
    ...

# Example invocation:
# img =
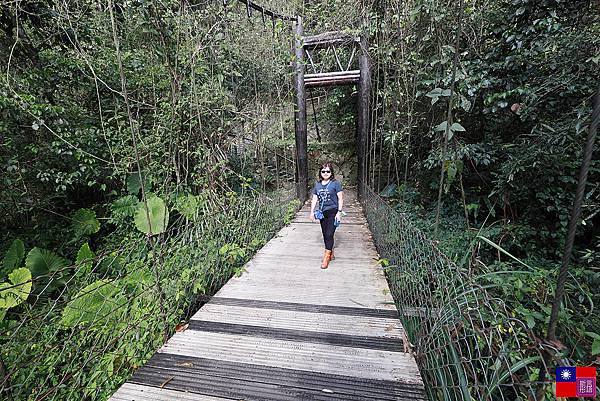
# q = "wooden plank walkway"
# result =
<box><xmin>110</xmin><ymin>190</ymin><xmax>427</xmax><ymax>401</ymax></box>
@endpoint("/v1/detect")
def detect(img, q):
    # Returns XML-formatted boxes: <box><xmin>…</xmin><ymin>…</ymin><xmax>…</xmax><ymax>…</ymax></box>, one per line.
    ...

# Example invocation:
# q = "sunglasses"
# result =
<box><xmin>321</xmin><ymin>170</ymin><xmax>331</xmax><ymax>173</ymax></box>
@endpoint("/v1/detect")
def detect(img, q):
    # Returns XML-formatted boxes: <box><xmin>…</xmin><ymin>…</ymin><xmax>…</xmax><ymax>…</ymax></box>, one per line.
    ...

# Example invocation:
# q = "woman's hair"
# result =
<box><xmin>317</xmin><ymin>162</ymin><xmax>336</xmax><ymax>181</ymax></box>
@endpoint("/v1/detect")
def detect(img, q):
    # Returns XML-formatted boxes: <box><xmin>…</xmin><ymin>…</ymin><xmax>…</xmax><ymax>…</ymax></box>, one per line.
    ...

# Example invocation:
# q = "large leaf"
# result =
<box><xmin>434</xmin><ymin>121</ymin><xmax>448</xmax><ymax>132</ymax></box>
<box><xmin>61</xmin><ymin>279</ymin><xmax>126</xmax><ymax>328</ymax></box>
<box><xmin>134</xmin><ymin>195</ymin><xmax>169</xmax><ymax>235</ymax></box>
<box><xmin>174</xmin><ymin>194</ymin><xmax>201</xmax><ymax>220</ymax></box>
<box><xmin>72</xmin><ymin>208</ymin><xmax>100</xmax><ymax>238</ymax></box>
<box><xmin>25</xmin><ymin>248</ymin><xmax>70</xmax><ymax>278</ymax></box>
<box><xmin>585</xmin><ymin>332</ymin><xmax>600</xmax><ymax>355</ymax></box>
<box><xmin>426</xmin><ymin>88</ymin><xmax>450</xmax><ymax>105</ymax></box>
<box><xmin>593</xmin><ymin>339</ymin><xmax>600</xmax><ymax>355</ymax></box>
<box><xmin>127</xmin><ymin>171</ymin><xmax>151</xmax><ymax>195</ymax></box>
<box><xmin>75</xmin><ymin>243</ymin><xmax>95</xmax><ymax>277</ymax></box>
<box><xmin>111</xmin><ymin>195</ymin><xmax>139</xmax><ymax>219</ymax></box>
<box><xmin>450</xmin><ymin>122</ymin><xmax>466</xmax><ymax>132</ymax></box>
<box><xmin>0</xmin><ymin>268</ymin><xmax>32</xmax><ymax>309</ymax></box>
<box><xmin>2</xmin><ymin>239</ymin><xmax>24</xmax><ymax>274</ymax></box>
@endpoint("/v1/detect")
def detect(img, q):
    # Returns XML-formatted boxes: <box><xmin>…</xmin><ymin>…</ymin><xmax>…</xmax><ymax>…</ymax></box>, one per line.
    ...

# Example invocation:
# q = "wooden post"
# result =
<box><xmin>357</xmin><ymin>34</ymin><xmax>371</xmax><ymax>199</ymax></box>
<box><xmin>293</xmin><ymin>16</ymin><xmax>308</xmax><ymax>201</ymax></box>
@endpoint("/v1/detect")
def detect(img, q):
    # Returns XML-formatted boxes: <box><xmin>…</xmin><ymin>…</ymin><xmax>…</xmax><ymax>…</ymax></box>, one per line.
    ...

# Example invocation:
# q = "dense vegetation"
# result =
<box><xmin>306</xmin><ymin>0</ymin><xmax>599</xmax><ymax>396</ymax></box>
<box><xmin>1</xmin><ymin>0</ymin><xmax>598</xmax><ymax>399</ymax></box>
<box><xmin>366</xmin><ymin>0</ymin><xmax>599</xmax><ymax>363</ymax></box>
<box><xmin>1</xmin><ymin>0</ymin><xmax>299</xmax><ymax>399</ymax></box>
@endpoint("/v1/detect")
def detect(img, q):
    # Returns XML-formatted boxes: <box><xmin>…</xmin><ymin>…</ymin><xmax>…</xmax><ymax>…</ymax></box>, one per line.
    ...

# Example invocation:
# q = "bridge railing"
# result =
<box><xmin>0</xmin><ymin>188</ymin><xmax>298</xmax><ymax>400</ymax></box>
<box><xmin>362</xmin><ymin>185</ymin><xmax>550</xmax><ymax>401</ymax></box>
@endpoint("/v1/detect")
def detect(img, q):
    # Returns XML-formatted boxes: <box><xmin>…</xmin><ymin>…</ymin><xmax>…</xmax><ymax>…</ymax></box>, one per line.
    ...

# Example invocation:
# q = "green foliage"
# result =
<box><xmin>585</xmin><ymin>332</ymin><xmax>600</xmax><ymax>355</ymax></box>
<box><xmin>134</xmin><ymin>195</ymin><xmax>169</xmax><ymax>236</ymax></box>
<box><xmin>0</xmin><ymin>0</ymin><xmax>298</xmax><ymax>398</ymax></box>
<box><xmin>75</xmin><ymin>243</ymin><xmax>95</xmax><ymax>277</ymax></box>
<box><xmin>61</xmin><ymin>279</ymin><xmax>126</xmax><ymax>328</ymax></box>
<box><xmin>72</xmin><ymin>208</ymin><xmax>101</xmax><ymax>239</ymax></box>
<box><xmin>110</xmin><ymin>195</ymin><xmax>140</xmax><ymax>223</ymax></box>
<box><xmin>2</xmin><ymin>239</ymin><xmax>25</xmax><ymax>275</ymax></box>
<box><xmin>219</xmin><ymin>243</ymin><xmax>246</xmax><ymax>266</ymax></box>
<box><xmin>362</xmin><ymin>0</ymin><xmax>599</xmax><ymax>378</ymax></box>
<box><xmin>127</xmin><ymin>172</ymin><xmax>151</xmax><ymax>195</ymax></box>
<box><xmin>174</xmin><ymin>194</ymin><xmax>203</xmax><ymax>221</ymax></box>
<box><xmin>366</xmin><ymin>0</ymin><xmax>600</xmax><ymax>262</ymax></box>
<box><xmin>25</xmin><ymin>247</ymin><xmax>70</xmax><ymax>278</ymax></box>
<box><xmin>379</xmin><ymin>184</ymin><xmax>397</xmax><ymax>198</ymax></box>
<box><xmin>0</xmin><ymin>268</ymin><xmax>32</xmax><ymax>311</ymax></box>
<box><xmin>284</xmin><ymin>199</ymin><xmax>301</xmax><ymax>225</ymax></box>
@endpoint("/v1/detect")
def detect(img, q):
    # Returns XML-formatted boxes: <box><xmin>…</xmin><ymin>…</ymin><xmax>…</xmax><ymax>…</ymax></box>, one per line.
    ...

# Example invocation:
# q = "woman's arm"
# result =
<box><xmin>336</xmin><ymin>191</ymin><xmax>344</xmax><ymax>221</ymax></box>
<box><xmin>309</xmin><ymin>194</ymin><xmax>318</xmax><ymax>221</ymax></box>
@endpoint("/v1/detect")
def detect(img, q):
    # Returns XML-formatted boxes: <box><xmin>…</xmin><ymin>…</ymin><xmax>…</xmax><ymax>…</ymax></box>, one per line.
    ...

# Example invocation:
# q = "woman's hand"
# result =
<box><xmin>309</xmin><ymin>211</ymin><xmax>315</xmax><ymax>222</ymax></box>
<box><xmin>335</xmin><ymin>212</ymin><xmax>342</xmax><ymax>223</ymax></box>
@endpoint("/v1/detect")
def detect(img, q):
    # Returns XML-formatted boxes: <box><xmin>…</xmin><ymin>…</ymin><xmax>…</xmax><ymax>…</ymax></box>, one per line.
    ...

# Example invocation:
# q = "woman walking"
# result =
<box><xmin>309</xmin><ymin>162</ymin><xmax>344</xmax><ymax>269</ymax></box>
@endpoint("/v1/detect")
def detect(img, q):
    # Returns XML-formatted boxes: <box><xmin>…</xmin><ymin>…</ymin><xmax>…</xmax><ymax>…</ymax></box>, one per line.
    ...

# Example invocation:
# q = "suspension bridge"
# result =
<box><xmin>109</xmin><ymin>190</ymin><xmax>427</xmax><ymax>400</ymax></box>
<box><xmin>3</xmin><ymin>0</ymin><xmax>595</xmax><ymax>399</ymax></box>
<box><xmin>96</xmin><ymin>1</ymin><xmax>564</xmax><ymax>399</ymax></box>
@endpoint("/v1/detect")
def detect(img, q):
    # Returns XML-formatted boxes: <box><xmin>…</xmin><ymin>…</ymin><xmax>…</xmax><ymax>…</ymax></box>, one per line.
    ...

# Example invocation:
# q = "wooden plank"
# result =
<box><xmin>305</xmin><ymin>76</ymin><xmax>360</xmax><ymax>88</ymax></box>
<box><xmin>185</xmin><ymin>321</ymin><xmax>404</xmax><ymax>352</ymax></box>
<box><xmin>207</xmin><ymin>297</ymin><xmax>398</xmax><ymax>317</ymax></box>
<box><xmin>212</xmin><ymin>291</ymin><xmax>396</xmax><ymax>311</ymax></box>
<box><xmin>109</xmin><ymin>190</ymin><xmax>427</xmax><ymax>400</ymax></box>
<box><xmin>109</xmin><ymin>383</ymin><xmax>235</xmax><ymax>401</ymax></box>
<box><xmin>191</xmin><ymin>304</ymin><xmax>404</xmax><ymax>338</ymax></box>
<box><xmin>160</xmin><ymin>331</ymin><xmax>420</xmax><ymax>382</ymax></box>
<box><xmin>302</xmin><ymin>31</ymin><xmax>359</xmax><ymax>48</ymax></box>
<box><xmin>305</xmin><ymin>70</ymin><xmax>361</xmax><ymax>79</ymax></box>
<box><xmin>129</xmin><ymin>354</ymin><xmax>427</xmax><ymax>401</ymax></box>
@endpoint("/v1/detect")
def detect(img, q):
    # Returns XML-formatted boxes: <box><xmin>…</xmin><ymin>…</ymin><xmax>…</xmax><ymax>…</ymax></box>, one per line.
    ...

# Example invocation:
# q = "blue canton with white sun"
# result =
<box><xmin>556</xmin><ymin>367</ymin><xmax>577</xmax><ymax>382</ymax></box>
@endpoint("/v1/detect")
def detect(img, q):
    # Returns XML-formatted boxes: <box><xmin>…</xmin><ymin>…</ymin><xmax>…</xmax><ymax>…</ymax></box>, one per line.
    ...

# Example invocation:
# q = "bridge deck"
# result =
<box><xmin>110</xmin><ymin>190</ymin><xmax>427</xmax><ymax>400</ymax></box>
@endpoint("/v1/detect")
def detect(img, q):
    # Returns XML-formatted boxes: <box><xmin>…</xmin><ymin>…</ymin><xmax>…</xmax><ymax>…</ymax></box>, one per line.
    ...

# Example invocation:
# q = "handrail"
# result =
<box><xmin>362</xmin><ymin>185</ymin><xmax>550</xmax><ymax>401</ymax></box>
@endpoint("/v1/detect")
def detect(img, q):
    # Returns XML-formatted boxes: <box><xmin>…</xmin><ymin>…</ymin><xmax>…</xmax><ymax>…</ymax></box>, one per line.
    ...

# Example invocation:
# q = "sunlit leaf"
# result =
<box><xmin>434</xmin><ymin>121</ymin><xmax>448</xmax><ymax>131</ymax></box>
<box><xmin>451</xmin><ymin>122</ymin><xmax>466</xmax><ymax>132</ymax></box>
<box><xmin>61</xmin><ymin>279</ymin><xmax>126</xmax><ymax>328</ymax></box>
<box><xmin>0</xmin><ymin>268</ymin><xmax>32</xmax><ymax>309</ymax></box>
<box><xmin>134</xmin><ymin>194</ymin><xmax>169</xmax><ymax>235</ymax></box>
<box><xmin>426</xmin><ymin>88</ymin><xmax>443</xmax><ymax>97</ymax></box>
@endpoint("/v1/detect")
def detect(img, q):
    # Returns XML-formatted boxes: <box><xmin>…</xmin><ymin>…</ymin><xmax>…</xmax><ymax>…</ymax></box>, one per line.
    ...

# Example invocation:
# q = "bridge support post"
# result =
<box><xmin>293</xmin><ymin>16</ymin><xmax>308</xmax><ymax>201</ymax></box>
<box><xmin>357</xmin><ymin>34</ymin><xmax>371</xmax><ymax>200</ymax></box>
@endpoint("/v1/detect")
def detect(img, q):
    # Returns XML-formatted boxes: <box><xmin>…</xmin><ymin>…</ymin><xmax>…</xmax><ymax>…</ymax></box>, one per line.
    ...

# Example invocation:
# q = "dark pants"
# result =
<box><xmin>319</xmin><ymin>208</ymin><xmax>338</xmax><ymax>251</ymax></box>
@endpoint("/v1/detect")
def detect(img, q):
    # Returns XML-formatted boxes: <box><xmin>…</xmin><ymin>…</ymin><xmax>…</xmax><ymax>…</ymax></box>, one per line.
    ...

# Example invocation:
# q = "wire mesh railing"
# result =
<box><xmin>0</xmin><ymin>188</ymin><xmax>299</xmax><ymax>400</ymax></box>
<box><xmin>362</xmin><ymin>185</ymin><xmax>553</xmax><ymax>401</ymax></box>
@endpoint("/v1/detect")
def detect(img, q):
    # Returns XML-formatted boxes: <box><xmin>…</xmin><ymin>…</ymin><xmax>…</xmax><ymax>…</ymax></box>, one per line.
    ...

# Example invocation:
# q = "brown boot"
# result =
<box><xmin>320</xmin><ymin>250</ymin><xmax>333</xmax><ymax>269</ymax></box>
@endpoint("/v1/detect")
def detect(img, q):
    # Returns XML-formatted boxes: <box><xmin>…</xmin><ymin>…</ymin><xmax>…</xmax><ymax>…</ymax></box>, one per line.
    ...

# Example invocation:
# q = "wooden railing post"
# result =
<box><xmin>293</xmin><ymin>16</ymin><xmax>308</xmax><ymax>201</ymax></box>
<box><xmin>357</xmin><ymin>33</ymin><xmax>371</xmax><ymax>199</ymax></box>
